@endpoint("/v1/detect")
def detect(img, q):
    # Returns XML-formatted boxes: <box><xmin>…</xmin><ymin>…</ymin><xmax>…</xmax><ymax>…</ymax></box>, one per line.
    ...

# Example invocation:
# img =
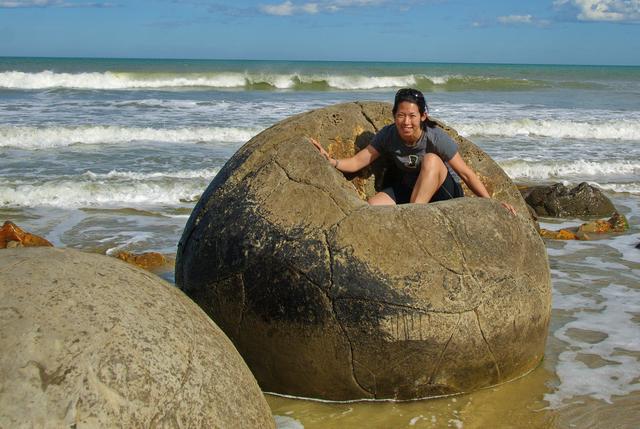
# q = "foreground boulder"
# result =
<box><xmin>0</xmin><ymin>247</ymin><xmax>274</xmax><ymax>428</ymax></box>
<box><xmin>176</xmin><ymin>102</ymin><xmax>551</xmax><ymax>401</ymax></box>
<box><xmin>521</xmin><ymin>182</ymin><xmax>615</xmax><ymax>217</ymax></box>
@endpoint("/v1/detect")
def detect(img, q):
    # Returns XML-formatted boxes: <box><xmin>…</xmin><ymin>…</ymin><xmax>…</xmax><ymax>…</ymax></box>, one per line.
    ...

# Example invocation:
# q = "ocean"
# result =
<box><xmin>1</xmin><ymin>57</ymin><xmax>638</xmax><ymax>428</ymax></box>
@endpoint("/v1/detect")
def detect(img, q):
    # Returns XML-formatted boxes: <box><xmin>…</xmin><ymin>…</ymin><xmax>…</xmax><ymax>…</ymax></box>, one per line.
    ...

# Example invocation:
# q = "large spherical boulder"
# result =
<box><xmin>176</xmin><ymin>102</ymin><xmax>551</xmax><ymax>401</ymax></box>
<box><xmin>0</xmin><ymin>247</ymin><xmax>274</xmax><ymax>428</ymax></box>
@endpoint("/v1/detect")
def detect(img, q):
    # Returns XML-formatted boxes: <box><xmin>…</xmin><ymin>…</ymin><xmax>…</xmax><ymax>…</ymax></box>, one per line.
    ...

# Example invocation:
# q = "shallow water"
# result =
<box><xmin>1</xmin><ymin>58</ymin><xmax>639</xmax><ymax>428</ymax></box>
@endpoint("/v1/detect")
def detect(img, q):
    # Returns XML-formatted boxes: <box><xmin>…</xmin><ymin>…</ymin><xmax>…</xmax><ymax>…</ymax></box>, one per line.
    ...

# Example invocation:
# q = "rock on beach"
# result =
<box><xmin>176</xmin><ymin>102</ymin><xmax>552</xmax><ymax>401</ymax></box>
<box><xmin>0</xmin><ymin>221</ymin><xmax>52</xmax><ymax>248</ymax></box>
<box><xmin>521</xmin><ymin>182</ymin><xmax>615</xmax><ymax>218</ymax></box>
<box><xmin>0</xmin><ymin>247</ymin><xmax>274</xmax><ymax>428</ymax></box>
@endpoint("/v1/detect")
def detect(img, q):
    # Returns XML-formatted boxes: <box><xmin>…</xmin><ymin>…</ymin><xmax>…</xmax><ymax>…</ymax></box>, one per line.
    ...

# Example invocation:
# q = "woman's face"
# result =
<box><xmin>394</xmin><ymin>101</ymin><xmax>427</xmax><ymax>143</ymax></box>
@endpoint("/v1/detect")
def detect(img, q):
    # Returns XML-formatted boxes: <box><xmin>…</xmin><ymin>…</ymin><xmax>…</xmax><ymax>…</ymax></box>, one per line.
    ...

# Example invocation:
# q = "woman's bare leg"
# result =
<box><xmin>410</xmin><ymin>153</ymin><xmax>448</xmax><ymax>204</ymax></box>
<box><xmin>368</xmin><ymin>191</ymin><xmax>396</xmax><ymax>206</ymax></box>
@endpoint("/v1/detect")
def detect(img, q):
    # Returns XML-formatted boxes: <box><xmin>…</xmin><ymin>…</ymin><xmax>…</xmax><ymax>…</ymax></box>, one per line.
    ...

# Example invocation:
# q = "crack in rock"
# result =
<box><xmin>357</xmin><ymin>102</ymin><xmax>382</xmax><ymax>133</ymax></box>
<box><xmin>474</xmin><ymin>308</ymin><xmax>502</xmax><ymax>380</ymax></box>
<box><xmin>323</xmin><ymin>231</ymin><xmax>335</xmax><ymax>290</ymax></box>
<box><xmin>399</xmin><ymin>209</ymin><xmax>464</xmax><ymax>277</ymax></box>
<box><xmin>248</xmin><ymin>254</ymin><xmax>374</xmax><ymax>398</ymax></box>
<box><xmin>333</xmin><ymin>296</ymin><xmax>470</xmax><ymax>315</ymax></box>
<box><xmin>331</xmin><ymin>300</ymin><xmax>376</xmax><ymax>398</ymax></box>
<box><xmin>237</xmin><ymin>275</ymin><xmax>247</xmax><ymax>337</ymax></box>
<box><xmin>273</xmin><ymin>158</ymin><xmax>350</xmax><ymax>220</ymax></box>
<box><xmin>428</xmin><ymin>313</ymin><xmax>463</xmax><ymax>385</ymax></box>
<box><xmin>0</xmin><ymin>257</ymin><xmax>31</xmax><ymax>274</ymax></box>
<box><xmin>434</xmin><ymin>206</ymin><xmax>470</xmax><ymax>268</ymax></box>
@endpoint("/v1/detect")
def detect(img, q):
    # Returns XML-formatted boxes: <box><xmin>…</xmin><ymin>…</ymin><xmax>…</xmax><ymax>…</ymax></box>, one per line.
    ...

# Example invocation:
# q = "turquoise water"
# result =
<box><xmin>1</xmin><ymin>57</ymin><xmax>639</xmax><ymax>428</ymax></box>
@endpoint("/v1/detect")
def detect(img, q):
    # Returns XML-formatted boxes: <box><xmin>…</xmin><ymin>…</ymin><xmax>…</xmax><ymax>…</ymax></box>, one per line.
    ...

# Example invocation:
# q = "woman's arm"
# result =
<box><xmin>309</xmin><ymin>138</ymin><xmax>380</xmax><ymax>173</ymax></box>
<box><xmin>447</xmin><ymin>153</ymin><xmax>491</xmax><ymax>198</ymax></box>
<box><xmin>448</xmin><ymin>153</ymin><xmax>517</xmax><ymax>214</ymax></box>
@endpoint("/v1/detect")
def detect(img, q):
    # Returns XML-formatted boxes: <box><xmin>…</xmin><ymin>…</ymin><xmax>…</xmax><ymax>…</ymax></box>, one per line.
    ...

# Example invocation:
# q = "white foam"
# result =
<box><xmin>589</xmin><ymin>182</ymin><xmax>640</xmax><ymax>194</ymax></box>
<box><xmin>409</xmin><ymin>415</ymin><xmax>424</xmax><ymax>425</ymax></box>
<box><xmin>0</xmin><ymin>125</ymin><xmax>259</xmax><ymax>149</ymax></box>
<box><xmin>81</xmin><ymin>167</ymin><xmax>220</xmax><ymax>181</ymax></box>
<box><xmin>457</xmin><ymin>119</ymin><xmax>640</xmax><ymax>140</ymax></box>
<box><xmin>0</xmin><ymin>175</ymin><xmax>212</xmax><ymax>208</ymax></box>
<box><xmin>104</xmin><ymin>231</ymin><xmax>156</xmax><ymax>256</ymax></box>
<box><xmin>448</xmin><ymin>418</ymin><xmax>464</xmax><ymax>428</ymax></box>
<box><xmin>607</xmin><ymin>232</ymin><xmax>640</xmax><ymax>264</ymax></box>
<box><xmin>545</xmin><ymin>283</ymin><xmax>640</xmax><ymax>407</ymax></box>
<box><xmin>0</xmin><ymin>70</ymin><xmax>248</xmax><ymax>89</ymax></box>
<box><xmin>426</xmin><ymin>75</ymin><xmax>450</xmax><ymax>85</ymax></box>
<box><xmin>325</xmin><ymin>75</ymin><xmax>417</xmax><ymax>90</ymax></box>
<box><xmin>274</xmin><ymin>415</ymin><xmax>304</xmax><ymax>429</ymax></box>
<box><xmin>501</xmin><ymin>159</ymin><xmax>640</xmax><ymax>191</ymax></box>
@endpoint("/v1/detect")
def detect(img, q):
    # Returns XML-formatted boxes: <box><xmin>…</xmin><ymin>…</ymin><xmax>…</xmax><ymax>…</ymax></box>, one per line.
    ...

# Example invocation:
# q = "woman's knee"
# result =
<box><xmin>421</xmin><ymin>153</ymin><xmax>447</xmax><ymax>176</ymax></box>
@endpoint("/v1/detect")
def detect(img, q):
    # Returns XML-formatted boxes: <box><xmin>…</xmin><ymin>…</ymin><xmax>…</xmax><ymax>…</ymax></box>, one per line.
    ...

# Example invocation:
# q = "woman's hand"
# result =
<box><xmin>501</xmin><ymin>202</ymin><xmax>517</xmax><ymax>215</ymax></box>
<box><xmin>308</xmin><ymin>137</ymin><xmax>330</xmax><ymax>160</ymax></box>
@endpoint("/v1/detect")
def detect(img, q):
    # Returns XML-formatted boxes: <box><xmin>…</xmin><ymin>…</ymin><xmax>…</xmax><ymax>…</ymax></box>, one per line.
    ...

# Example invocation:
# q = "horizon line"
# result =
<box><xmin>1</xmin><ymin>55</ymin><xmax>639</xmax><ymax>68</ymax></box>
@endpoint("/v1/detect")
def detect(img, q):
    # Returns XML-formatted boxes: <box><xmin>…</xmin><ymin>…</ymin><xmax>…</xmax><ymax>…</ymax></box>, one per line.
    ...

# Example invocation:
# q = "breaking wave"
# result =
<box><xmin>0</xmin><ymin>70</ymin><xmax>575</xmax><ymax>91</ymax></box>
<box><xmin>501</xmin><ymin>159</ymin><xmax>640</xmax><ymax>193</ymax></box>
<box><xmin>457</xmin><ymin>119</ymin><xmax>640</xmax><ymax>140</ymax></box>
<box><xmin>0</xmin><ymin>168</ymin><xmax>220</xmax><ymax>208</ymax></box>
<box><xmin>0</xmin><ymin>125</ymin><xmax>260</xmax><ymax>149</ymax></box>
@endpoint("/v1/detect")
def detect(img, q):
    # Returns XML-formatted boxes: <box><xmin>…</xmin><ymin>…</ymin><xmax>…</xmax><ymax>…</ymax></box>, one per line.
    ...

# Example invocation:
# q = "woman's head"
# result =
<box><xmin>392</xmin><ymin>88</ymin><xmax>428</xmax><ymax>116</ymax></box>
<box><xmin>392</xmin><ymin>88</ymin><xmax>430</xmax><ymax>143</ymax></box>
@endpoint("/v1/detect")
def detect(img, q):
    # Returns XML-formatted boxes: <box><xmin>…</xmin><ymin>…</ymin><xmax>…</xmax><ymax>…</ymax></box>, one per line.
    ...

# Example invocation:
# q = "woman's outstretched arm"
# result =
<box><xmin>448</xmin><ymin>153</ymin><xmax>517</xmax><ymax>214</ymax></box>
<box><xmin>309</xmin><ymin>138</ymin><xmax>380</xmax><ymax>173</ymax></box>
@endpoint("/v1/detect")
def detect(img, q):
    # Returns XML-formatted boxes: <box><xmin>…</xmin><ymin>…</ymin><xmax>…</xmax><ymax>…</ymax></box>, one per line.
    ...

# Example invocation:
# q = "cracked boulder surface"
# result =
<box><xmin>176</xmin><ymin>102</ymin><xmax>552</xmax><ymax>401</ymax></box>
<box><xmin>0</xmin><ymin>247</ymin><xmax>275</xmax><ymax>428</ymax></box>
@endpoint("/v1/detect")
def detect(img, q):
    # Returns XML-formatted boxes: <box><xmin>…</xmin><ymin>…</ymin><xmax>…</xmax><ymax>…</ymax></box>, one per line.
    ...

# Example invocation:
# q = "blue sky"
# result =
<box><xmin>0</xmin><ymin>0</ymin><xmax>639</xmax><ymax>65</ymax></box>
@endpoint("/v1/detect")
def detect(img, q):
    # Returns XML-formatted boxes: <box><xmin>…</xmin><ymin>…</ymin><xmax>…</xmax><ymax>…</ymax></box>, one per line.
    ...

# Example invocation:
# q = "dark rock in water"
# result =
<box><xmin>521</xmin><ymin>182</ymin><xmax>615</xmax><ymax>218</ymax></box>
<box><xmin>0</xmin><ymin>247</ymin><xmax>274</xmax><ymax>428</ymax></box>
<box><xmin>176</xmin><ymin>102</ymin><xmax>551</xmax><ymax>401</ymax></box>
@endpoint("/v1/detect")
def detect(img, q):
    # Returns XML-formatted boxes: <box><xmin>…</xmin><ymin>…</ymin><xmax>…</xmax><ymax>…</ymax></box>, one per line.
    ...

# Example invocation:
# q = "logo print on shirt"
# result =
<box><xmin>408</xmin><ymin>155</ymin><xmax>419</xmax><ymax>168</ymax></box>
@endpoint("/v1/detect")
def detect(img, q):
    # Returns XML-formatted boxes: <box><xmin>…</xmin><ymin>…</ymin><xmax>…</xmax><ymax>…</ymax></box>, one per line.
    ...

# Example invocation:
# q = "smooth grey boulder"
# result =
<box><xmin>521</xmin><ymin>182</ymin><xmax>615</xmax><ymax>218</ymax></box>
<box><xmin>176</xmin><ymin>102</ymin><xmax>551</xmax><ymax>401</ymax></box>
<box><xmin>0</xmin><ymin>247</ymin><xmax>275</xmax><ymax>429</ymax></box>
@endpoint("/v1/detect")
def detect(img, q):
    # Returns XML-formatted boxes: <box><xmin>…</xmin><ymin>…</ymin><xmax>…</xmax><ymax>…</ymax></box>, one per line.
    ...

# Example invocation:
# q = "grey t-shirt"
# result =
<box><xmin>370</xmin><ymin>124</ymin><xmax>458</xmax><ymax>178</ymax></box>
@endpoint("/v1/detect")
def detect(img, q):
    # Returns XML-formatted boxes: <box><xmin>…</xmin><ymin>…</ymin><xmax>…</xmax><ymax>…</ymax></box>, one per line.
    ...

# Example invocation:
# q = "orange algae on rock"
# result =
<box><xmin>114</xmin><ymin>251</ymin><xmax>167</xmax><ymax>270</ymax></box>
<box><xmin>540</xmin><ymin>228</ymin><xmax>579</xmax><ymax>240</ymax></box>
<box><xmin>0</xmin><ymin>221</ymin><xmax>53</xmax><ymax>248</ymax></box>
<box><xmin>539</xmin><ymin>211</ymin><xmax>629</xmax><ymax>241</ymax></box>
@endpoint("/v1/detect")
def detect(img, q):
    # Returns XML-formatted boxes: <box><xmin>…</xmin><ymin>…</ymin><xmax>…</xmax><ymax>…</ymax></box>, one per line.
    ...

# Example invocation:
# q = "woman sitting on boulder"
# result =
<box><xmin>311</xmin><ymin>88</ymin><xmax>515</xmax><ymax>212</ymax></box>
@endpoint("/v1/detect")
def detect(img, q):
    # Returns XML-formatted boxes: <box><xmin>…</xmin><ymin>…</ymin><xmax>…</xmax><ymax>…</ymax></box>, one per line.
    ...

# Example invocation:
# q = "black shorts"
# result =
<box><xmin>382</xmin><ymin>171</ymin><xmax>464</xmax><ymax>204</ymax></box>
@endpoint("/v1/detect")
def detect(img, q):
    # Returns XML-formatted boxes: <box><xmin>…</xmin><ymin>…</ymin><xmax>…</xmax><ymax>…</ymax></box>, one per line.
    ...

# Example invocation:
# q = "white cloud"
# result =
<box><xmin>0</xmin><ymin>0</ymin><xmax>114</xmax><ymax>7</ymax></box>
<box><xmin>0</xmin><ymin>0</ymin><xmax>51</xmax><ymax>5</ymax></box>
<box><xmin>259</xmin><ymin>0</ymin><xmax>386</xmax><ymax>16</ymax></box>
<box><xmin>554</xmin><ymin>0</ymin><xmax>640</xmax><ymax>22</ymax></box>
<box><xmin>301</xmin><ymin>2</ymin><xmax>319</xmax><ymax>13</ymax></box>
<box><xmin>260</xmin><ymin>0</ymin><xmax>296</xmax><ymax>15</ymax></box>
<box><xmin>498</xmin><ymin>14</ymin><xmax>534</xmax><ymax>24</ymax></box>
<box><xmin>495</xmin><ymin>14</ymin><xmax>550</xmax><ymax>26</ymax></box>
